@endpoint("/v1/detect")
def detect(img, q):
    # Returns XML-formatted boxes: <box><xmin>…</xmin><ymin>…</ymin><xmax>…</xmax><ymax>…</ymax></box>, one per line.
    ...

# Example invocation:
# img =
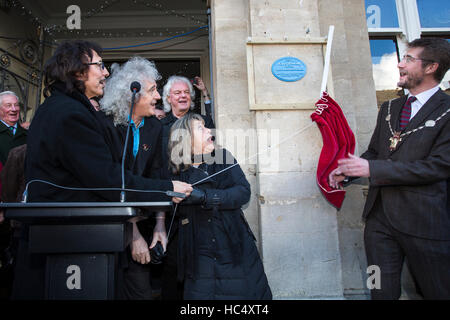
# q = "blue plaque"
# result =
<box><xmin>271</xmin><ymin>56</ymin><xmax>307</xmax><ymax>82</ymax></box>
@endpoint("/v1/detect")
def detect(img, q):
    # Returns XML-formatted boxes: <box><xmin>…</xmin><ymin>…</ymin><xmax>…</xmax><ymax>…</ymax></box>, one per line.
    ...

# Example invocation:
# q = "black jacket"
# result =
<box><xmin>119</xmin><ymin>116</ymin><xmax>165</xmax><ymax>180</ymax></box>
<box><xmin>174</xmin><ymin>148</ymin><xmax>272</xmax><ymax>300</ymax></box>
<box><xmin>25</xmin><ymin>83</ymin><xmax>173</xmax><ymax>202</ymax></box>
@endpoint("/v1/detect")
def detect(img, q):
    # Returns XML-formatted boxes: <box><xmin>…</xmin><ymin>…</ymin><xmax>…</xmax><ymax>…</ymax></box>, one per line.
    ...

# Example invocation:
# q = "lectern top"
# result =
<box><xmin>1</xmin><ymin>202</ymin><xmax>173</xmax><ymax>223</ymax></box>
<box><xmin>0</xmin><ymin>202</ymin><xmax>172</xmax><ymax>208</ymax></box>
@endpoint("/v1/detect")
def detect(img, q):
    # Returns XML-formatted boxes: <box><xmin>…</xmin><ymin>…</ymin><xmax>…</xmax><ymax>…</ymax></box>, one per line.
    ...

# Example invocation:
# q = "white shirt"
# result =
<box><xmin>409</xmin><ymin>85</ymin><xmax>440</xmax><ymax>119</ymax></box>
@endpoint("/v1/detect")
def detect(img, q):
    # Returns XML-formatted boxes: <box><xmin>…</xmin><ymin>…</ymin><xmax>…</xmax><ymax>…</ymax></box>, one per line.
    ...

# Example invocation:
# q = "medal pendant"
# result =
<box><xmin>425</xmin><ymin>120</ymin><xmax>436</xmax><ymax>127</ymax></box>
<box><xmin>389</xmin><ymin>132</ymin><xmax>402</xmax><ymax>151</ymax></box>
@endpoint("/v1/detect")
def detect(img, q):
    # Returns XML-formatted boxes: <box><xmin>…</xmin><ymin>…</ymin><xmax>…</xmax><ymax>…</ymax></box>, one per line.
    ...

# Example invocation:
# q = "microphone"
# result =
<box><xmin>130</xmin><ymin>81</ymin><xmax>141</xmax><ymax>93</ymax></box>
<box><xmin>120</xmin><ymin>81</ymin><xmax>141</xmax><ymax>202</ymax></box>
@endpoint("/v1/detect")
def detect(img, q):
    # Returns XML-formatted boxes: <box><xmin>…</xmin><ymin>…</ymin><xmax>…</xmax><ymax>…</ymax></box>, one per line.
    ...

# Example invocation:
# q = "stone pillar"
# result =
<box><xmin>317</xmin><ymin>0</ymin><xmax>378</xmax><ymax>299</ymax></box>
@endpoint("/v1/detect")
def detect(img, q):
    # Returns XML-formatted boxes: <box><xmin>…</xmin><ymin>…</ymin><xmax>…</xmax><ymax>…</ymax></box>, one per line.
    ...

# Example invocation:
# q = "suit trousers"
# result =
<box><xmin>118</xmin><ymin>247</ymin><xmax>153</xmax><ymax>300</ymax></box>
<box><xmin>364</xmin><ymin>196</ymin><xmax>450</xmax><ymax>299</ymax></box>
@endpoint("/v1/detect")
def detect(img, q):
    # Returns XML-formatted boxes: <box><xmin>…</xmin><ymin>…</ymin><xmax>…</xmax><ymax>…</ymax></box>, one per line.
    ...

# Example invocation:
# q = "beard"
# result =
<box><xmin>397</xmin><ymin>72</ymin><xmax>424</xmax><ymax>89</ymax></box>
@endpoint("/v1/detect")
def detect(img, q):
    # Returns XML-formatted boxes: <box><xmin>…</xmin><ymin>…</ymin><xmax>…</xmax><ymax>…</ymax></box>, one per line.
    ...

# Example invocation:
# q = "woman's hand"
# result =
<box><xmin>172</xmin><ymin>180</ymin><xmax>193</xmax><ymax>203</ymax></box>
<box><xmin>328</xmin><ymin>167</ymin><xmax>346</xmax><ymax>189</ymax></box>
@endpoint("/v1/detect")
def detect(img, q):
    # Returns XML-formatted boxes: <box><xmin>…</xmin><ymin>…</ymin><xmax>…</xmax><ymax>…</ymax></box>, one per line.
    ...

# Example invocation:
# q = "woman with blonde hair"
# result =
<box><xmin>168</xmin><ymin>113</ymin><xmax>272</xmax><ymax>300</ymax></box>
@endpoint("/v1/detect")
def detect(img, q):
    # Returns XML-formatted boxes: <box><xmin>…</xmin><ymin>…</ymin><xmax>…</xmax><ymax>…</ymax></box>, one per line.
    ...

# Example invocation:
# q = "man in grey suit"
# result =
<box><xmin>329</xmin><ymin>38</ymin><xmax>450</xmax><ymax>299</ymax></box>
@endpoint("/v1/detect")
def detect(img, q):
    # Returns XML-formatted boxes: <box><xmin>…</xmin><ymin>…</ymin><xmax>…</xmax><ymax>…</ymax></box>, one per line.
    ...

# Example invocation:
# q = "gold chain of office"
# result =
<box><xmin>386</xmin><ymin>98</ymin><xmax>450</xmax><ymax>151</ymax></box>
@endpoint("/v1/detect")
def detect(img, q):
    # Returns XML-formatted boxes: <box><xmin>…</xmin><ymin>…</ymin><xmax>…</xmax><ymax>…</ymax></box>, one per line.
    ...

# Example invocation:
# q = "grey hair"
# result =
<box><xmin>168</xmin><ymin>113</ymin><xmax>205</xmax><ymax>174</ymax></box>
<box><xmin>0</xmin><ymin>91</ymin><xmax>19</xmax><ymax>105</ymax></box>
<box><xmin>162</xmin><ymin>75</ymin><xmax>195</xmax><ymax>113</ymax></box>
<box><xmin>99</xmin><ymin>56</ymin><xmax>161</xmax><ymax>126</ymax></box>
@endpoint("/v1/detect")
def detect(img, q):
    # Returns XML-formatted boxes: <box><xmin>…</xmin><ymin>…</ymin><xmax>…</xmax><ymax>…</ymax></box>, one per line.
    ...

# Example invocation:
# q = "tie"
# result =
<box><xmin>8</xmin><ymin>126</ymin><xmax>15</xmax><ymax>135</ymax></box>
<box><xmin>399</xmin><ymin>96</ymin><xmax>416</xmax><ymax>130</ymax></box>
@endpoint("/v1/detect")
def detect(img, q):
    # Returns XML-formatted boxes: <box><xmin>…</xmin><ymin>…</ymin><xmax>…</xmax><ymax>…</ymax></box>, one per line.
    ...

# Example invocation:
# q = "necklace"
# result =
<box><xmin>386</xmin><ymin>99</ymin><xmax>450</xmax><ymax>151</ymax></box>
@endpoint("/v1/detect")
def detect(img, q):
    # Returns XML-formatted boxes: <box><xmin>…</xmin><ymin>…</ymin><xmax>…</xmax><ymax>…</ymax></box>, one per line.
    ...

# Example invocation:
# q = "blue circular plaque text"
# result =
<box><xmin>271</xmin><ymin>56</ymin><xmax>307</xmax><ymax>82</ymax></box>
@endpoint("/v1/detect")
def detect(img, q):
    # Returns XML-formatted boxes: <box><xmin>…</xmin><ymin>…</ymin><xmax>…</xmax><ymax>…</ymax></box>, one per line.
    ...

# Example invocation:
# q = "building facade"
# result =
<box><xmin>0</xmin><ymin>0</ymin><xmax>448</xmax><ymax>299</ymax></box>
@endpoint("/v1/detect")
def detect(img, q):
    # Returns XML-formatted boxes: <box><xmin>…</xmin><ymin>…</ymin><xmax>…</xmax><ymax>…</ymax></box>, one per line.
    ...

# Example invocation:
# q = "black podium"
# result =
<box><xmin>2</xmin><ymin>202</ymin><xmax>172</xmax><ymax>300</ymax></box>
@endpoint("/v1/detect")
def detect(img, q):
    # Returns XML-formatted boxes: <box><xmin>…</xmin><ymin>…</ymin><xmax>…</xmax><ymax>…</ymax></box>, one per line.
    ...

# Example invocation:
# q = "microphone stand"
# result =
<box><xmin>120</xmin><ymin>86</ymin><xmax>139</xmax><ymax>202</ymax></box>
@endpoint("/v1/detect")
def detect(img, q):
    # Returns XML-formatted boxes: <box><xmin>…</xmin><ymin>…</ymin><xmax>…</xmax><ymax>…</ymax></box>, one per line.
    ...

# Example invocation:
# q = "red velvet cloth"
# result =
<box><xmin>310</xmin><ymin>92</ymin><xmax>355</xmax><ymax>209</ymax></box>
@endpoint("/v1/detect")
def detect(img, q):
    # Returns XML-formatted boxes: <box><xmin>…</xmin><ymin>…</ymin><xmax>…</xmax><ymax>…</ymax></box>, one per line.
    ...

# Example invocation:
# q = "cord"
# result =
<box><xmin>22</xmin><ymin>179</ymin><xmax>181</xmax><ymax>203</ymax></box>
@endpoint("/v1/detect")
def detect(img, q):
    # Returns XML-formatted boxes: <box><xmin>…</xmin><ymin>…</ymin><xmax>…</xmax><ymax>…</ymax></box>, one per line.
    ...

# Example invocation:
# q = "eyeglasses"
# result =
<box><xmin>86</xmin><ymin>61</ymin><xmax>106</xmax><ymax>70</ymax></box>
<box><xmin>401</xmin><ymin>55</ymin><xmax>435</xmax><ymax>64</ymax></box>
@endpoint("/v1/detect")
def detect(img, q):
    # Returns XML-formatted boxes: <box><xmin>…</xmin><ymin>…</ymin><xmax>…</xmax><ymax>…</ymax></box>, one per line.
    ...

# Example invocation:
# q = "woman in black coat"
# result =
<box><xmin>168</xmin><ymin>113</ymin><xmax>272</xmax><ymax>300</ymax></box>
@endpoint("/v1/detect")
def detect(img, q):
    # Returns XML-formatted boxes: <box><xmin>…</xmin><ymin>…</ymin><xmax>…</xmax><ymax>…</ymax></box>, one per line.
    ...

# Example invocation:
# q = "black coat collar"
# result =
<box><xmin>161</xmin><ymin>111</ymin><xmax>178</xmax><ymax>126</ymax></box>
<box><xmin>50</xmin><ymin>81</ymin><xmax>95</xmax><ymax>112</ymax></box>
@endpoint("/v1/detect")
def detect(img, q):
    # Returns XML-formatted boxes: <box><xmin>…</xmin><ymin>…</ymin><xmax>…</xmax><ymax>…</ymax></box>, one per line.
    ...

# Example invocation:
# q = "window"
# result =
<box><xmin>417</xmin><ymin>0</ymin><xmax>450</xmax><ymax>93</ymax></box>
<box><xmin>365</xmin><ymin>0</ymin><xmax>399</xmax><ymax>29</ymax></box>
<box><xmin>417</xmin><ymin>0</ymin><xmax>450</xmax><ymax>29</ymax></box>
<box><xmin>369</xmin><ymin>38</ymin><xmax>400</xmax><ymax>106</ymax></box>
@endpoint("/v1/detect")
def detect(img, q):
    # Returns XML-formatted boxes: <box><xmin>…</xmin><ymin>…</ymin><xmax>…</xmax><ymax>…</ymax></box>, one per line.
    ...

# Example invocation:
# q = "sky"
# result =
<box><xmin>371</xmin><ymin>52</ymin><xmax>398</xmax><ymax>91</ymax></box>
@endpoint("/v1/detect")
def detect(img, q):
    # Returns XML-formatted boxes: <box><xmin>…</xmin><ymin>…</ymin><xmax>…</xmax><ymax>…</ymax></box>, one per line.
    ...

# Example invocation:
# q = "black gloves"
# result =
<box><xmin>182</xmin><ymin>188</ymin><xmax>206</xmax><ymax>205</ymax></box>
